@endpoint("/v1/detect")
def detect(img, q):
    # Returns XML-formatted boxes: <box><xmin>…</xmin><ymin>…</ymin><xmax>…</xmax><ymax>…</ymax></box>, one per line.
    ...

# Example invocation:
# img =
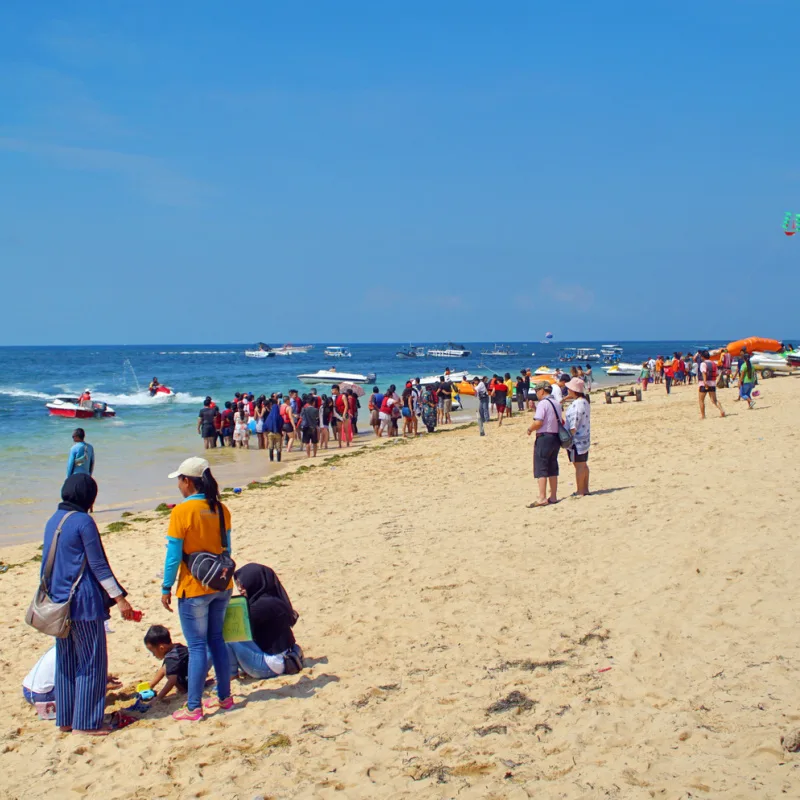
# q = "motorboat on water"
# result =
<box><xmin>149</xmin><ymin>385</ymin><xmax>175</xmax><ymax>397</ymax></box>
<box><xmin>324</xmin><ymin>346</ymin><xmax>352</xmax><ymax>358</ymax></box>
<box><xmin>602</xmin><ymin>363</ymin><xmax>641</xmax><ymax>376</ymax></box>
<box><xmin>273</xmin><ymin>343</ymin><xmax>313</xmax><ymax>356</ymax></box>
<box><xmin>533</xmin><ymin>366</ymin><xmax>558</xmax><ymax>376</ymax></box>
<box><xmin>297</xmin><ymin>370</ymin><xmax>376</xmax><ymax>385</ymax></box>
<box><xmin>245</xmin><ymin>343</ymin><xmax>275</xmax><ymax>358</ymax></box>
<box><xmin>557</xmin><ymin>349</ymin><xmax>576</xmax><ymax>363</ymax></box>
<box><xmin>46</xmin><ymin>396</ymin><xmax>116</xmax><ymax>419</ymax></box>
<box><xmin>419</xmin><ymin>370</ymin><xmax>473</xmax><ymax>386</ymax></box>
<box><xmin>480</xmin><ymin>344</ymin><xmax>518</xmax><ymax>357</ymax></box>
<box><xmin>576</xmin><ymin>347</ymin><xmax>601</xmax><ymax>362</ymax></box>
<box><xmin>427</xmin><ymin>343</ymin><xmax>471</xmax><ymax>358</ymax></box>
<box><xmin>396</xmin><ymin>345</ymin><xmax>427</xmax><ymax>359</ymax></box>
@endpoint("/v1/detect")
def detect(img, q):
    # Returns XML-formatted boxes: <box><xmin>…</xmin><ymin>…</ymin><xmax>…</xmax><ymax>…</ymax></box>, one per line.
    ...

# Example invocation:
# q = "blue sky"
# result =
<box><xmin>1</xmin><ymin>1</ymin><xmax>798</xmax><ymax>345</ymax></box>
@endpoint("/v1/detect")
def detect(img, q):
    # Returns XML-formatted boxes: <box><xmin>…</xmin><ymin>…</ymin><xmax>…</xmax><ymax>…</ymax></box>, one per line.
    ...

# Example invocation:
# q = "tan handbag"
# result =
<box><xmin>25</xmin><ymin>511</ymin><xmax>85</xmax><ymax>638</ymax></box>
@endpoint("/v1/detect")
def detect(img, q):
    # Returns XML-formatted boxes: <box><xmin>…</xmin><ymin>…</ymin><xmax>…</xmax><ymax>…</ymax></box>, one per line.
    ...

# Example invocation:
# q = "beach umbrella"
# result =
<box><xmin>340</xmin><ymin>381</ymin><xmax>365</xmax><ymax>397</ymax></box>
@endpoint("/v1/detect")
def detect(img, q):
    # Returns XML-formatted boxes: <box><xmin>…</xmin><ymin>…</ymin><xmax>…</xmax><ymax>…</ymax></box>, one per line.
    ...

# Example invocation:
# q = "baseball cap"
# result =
<box><xmin>534</xmin><ymin>381</ymin><xmax>552</xmax><ymax>391</ymax></box>
<box><xmin>168</xmin><ymin>456</ymin><xmax>209</xmax><ymax>479</ymax></box>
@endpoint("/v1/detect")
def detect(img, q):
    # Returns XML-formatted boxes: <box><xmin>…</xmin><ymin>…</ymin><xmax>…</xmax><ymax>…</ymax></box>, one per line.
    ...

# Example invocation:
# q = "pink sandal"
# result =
<box><xmin>203</xmin><ymin>696</ymin><xmax>235</xmax><ymax>711</ymax></box>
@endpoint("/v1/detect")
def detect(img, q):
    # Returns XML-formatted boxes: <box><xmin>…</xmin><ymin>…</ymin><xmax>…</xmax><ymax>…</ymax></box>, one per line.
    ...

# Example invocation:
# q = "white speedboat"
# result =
<box><xmin>297</xmin><ymin>370</ymin><xmax>376</xmax><ymax>385</ymax></box>
<box><xmin>603</xmin><ymin>363</ymin><xmax>641</xmax><ymax>376</ymax></box>
<box><xmin>750</xmin><ymin>352</ymin><xmax>793</xmax><ymax>378</ymax></box>
<box><xmin>575</xmin><ymin>347</ymin><xmax>601</xmax><ymax>362</ymax></box>
<box><xmin>396</xmin><ymin>345</ymin><xmax>427</xmax><ymax>359</ymax></box>
<box><xmin>419</xmin><ymin>370</ymin><xmax>473</xmax><ymax>386</ymax></box>
<box><xmin>324</xmin><ymin>346</ymin><xmax>352</xmax><ymax>358</ymax></box>
<box><xmin>245</xmin><ymin>343</ymin><xmax>275</xmax><ymax>358</ymax></box>
<box><xmin>533</xmin><ymin>366</ymin><xmax>558</xmax><ymax>376</ymax></box>
<box><xmin>273</xmin><ymin>343</ymin><xmax>313</xmax><ymax>356</ymax></box>
<box><xmin>427</xmin><ymin>342</ymin><xmax>471</xmax><ymax>358</ymax></box>
<box><xmin>480</xmin><ymin>344</ymin><xmax>518</xmax><ymax>357</ymax></box>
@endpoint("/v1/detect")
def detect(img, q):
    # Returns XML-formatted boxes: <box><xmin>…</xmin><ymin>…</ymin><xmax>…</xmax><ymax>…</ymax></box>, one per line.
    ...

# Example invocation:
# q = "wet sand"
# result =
<box><xmin>2</xmin><ymin>376</ymin><xmax>799</xmax><ymax>799</ymax></box>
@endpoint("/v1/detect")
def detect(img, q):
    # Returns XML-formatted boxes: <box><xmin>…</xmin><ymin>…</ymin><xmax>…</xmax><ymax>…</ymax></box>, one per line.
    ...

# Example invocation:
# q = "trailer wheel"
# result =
<box><xmin>761</xmin><ymin>368</ymin><xmax>774</xmax><ymax>379</ymax></box>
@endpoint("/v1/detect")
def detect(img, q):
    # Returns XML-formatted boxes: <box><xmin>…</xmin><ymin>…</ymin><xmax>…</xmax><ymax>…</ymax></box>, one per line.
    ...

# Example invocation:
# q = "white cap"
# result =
<box><xmin>168</xmin><ymin>456</ymin><xmax>209</xmax><ymax>479</ymax></box>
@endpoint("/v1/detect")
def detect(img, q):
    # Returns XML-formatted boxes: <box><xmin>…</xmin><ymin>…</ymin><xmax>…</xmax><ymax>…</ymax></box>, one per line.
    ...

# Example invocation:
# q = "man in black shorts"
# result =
<box><xmin>299</xmin><ymin>395</ymin><xmax>320</xmax><ymax>458</ymax></box>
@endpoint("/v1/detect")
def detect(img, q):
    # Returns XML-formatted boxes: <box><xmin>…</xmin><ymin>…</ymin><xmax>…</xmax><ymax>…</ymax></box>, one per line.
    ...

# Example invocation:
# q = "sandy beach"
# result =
<box><xmin>2</xmin><ymin>376</ymin><xmax>799</xmax><ymax>799</ymax></box>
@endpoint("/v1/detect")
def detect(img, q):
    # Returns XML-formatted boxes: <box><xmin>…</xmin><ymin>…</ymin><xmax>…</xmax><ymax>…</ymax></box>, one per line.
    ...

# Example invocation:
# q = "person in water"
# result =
<box><xmin>67</xmin><ymin>428</ymin><xmax>95</xmax><ymax>478</ymax></box>
<box><xmin>149</xmin><ymin>378</ymin><xmax>160</xmax><ymax>397</ymax></box>
<box><xmin>227</xmin><ymin>564</ymin><xmax>303</xmax><ymax>680</ymax></box>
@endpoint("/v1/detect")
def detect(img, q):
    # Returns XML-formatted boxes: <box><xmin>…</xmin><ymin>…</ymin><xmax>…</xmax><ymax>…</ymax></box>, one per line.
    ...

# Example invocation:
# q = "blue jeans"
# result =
<box><xmin>227</xmin><ymin>641</ymin><xmax>282</xmax><ymax>679</ymax></box>
<box><xmin>740</xmin><ymin>382</ymin><xmax>754</xmax><ymax>401</ymax></box>
<box><xmin>178</xmin><ymin>590</ymin><xmax>232</xmax><ymax>710</ymax></box>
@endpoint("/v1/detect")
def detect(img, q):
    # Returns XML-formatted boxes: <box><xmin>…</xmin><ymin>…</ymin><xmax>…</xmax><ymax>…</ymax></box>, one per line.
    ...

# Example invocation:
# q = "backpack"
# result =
<box><xmin>183</xmin><ymin>504</ymin><xmax>236</xmax><ymax>592</ymax></box>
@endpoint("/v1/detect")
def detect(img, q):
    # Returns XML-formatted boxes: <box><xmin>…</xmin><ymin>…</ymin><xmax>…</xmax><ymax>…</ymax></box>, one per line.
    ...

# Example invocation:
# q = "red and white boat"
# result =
<box><xmin>46</xmin><ymin>396</ymin><xmax>116</xmax><ymax>419</ymax></box>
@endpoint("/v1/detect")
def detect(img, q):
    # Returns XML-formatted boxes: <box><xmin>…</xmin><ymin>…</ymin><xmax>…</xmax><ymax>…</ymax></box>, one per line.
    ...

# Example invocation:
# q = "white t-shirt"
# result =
<box><xmin>551</xmin><ymin>384</ymin><xmax>564</xmax><ymax>405</ymax></box>
<box><xmin>23</xmin><ymin>647</ymin><xmax>56</xmax><ymax>693</ymax></box>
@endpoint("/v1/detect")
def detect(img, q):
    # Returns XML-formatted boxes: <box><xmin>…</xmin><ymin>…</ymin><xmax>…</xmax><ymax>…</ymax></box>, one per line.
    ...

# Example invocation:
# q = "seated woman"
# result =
<box><xmin>227</xmin><ymin>564</ymin><xmax>303</xmax><ymax>679</ymax></box>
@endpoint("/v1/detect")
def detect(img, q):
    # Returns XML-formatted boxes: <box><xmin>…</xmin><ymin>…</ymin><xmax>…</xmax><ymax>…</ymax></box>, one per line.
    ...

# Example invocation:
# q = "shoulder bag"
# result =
<box><xmin>183</xmin><ymin>504</ymin><xmax>236</xmax><ymax>592</ymax></box>
<box><xmin>26</xmin><ymin>511</ymin><xmax>84</xmax><ymax>638</ymax></box>
<box><xmin>546</xmin><ymin>397</ymin><xmax>574</xmax><ymax>450</ymax></box>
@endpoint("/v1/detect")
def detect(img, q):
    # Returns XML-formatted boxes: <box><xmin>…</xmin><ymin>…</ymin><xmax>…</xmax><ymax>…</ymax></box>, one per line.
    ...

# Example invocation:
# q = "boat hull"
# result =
<box><xmin>298</xmin><ymin>371</ymin><xmax>376</xmax><ymax>385</ymax></box>
<box><xmin>46</xmin><ymin>405</ymin><xmax>116</xmax><ymax>418</ymax></box>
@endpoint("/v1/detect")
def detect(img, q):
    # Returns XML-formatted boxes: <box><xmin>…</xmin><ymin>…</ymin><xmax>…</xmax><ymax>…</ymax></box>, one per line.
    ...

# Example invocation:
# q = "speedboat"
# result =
<box><xmin>297</xmin><ymin>370</ymin><xmax>376</xmax><ymax>385</ymax></box>
<box><xmin>533</xmin><ymin>366</ymin><xmax>558</xmax><ymax>376</ymax></box>
<box><xmin>273</xmin><ymin>343</ymin><xmax>313</xmax><ymax>356</ymax></box>
<box><xmin>750</xmin><ymin>352</ymin><xmax>793</xmax><ymax>378</ymax></box>
<box><xmin>396</xmin><ymin>345</ymin><xmax>427</xmax><ymax>359</ymax></box>
<box><xmin>576</xmin><ymin>348</ymin><xmax>601</xmax><ymax>362</ymax></box>
<box><xmin>557</xmin><ymin>349</ymin><xmax>576</xmax><ymax>363</ymax></box>
<box><xmin>419</xmin><ymin>370</ymin><xmax>473</xmax><ymax>386</ymax></box>
<box><xmin>324</xmin><ymin>346</ymin><xmax>352</xmax><ymax>358</ymax></box>
<box><xmin>480</xmin><ymin>344</ymin><xmax>518</xmax><ymax>357</ymax></box>
<box><xmin>786</xmin><ymin>348</ymin><xmax>800</xmax><ymax>368</ymax></box>
<box><xmin>603</xmin><ymin>363</ymin><xmax>641</xmax><ymax>376</ymax></box>
<box><xmin>427</xmin><ymin>343</ymin><xmax>471</xmax><ymax>358</ymax></box>
<box><xmin>46</xmin><ymin>396</ymin><xmax>116</xmax><ymax>419</ymax></box>
<box><xmin>245</xmin><ymin>343</ymin><xmax>275</xmax><ymax>358</ymax></box>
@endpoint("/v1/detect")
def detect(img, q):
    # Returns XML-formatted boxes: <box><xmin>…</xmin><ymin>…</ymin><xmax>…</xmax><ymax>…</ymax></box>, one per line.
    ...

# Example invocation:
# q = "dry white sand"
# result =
<box><xmin>1</xmin><ymin>376</ymin><xmax>799</xmax><ymax>799</ymax></box>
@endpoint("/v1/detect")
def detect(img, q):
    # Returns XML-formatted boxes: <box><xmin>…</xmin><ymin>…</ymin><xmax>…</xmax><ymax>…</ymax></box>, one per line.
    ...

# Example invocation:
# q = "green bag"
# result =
<box><xmin>222</xmin><ymin>596</ymin><xmax>252</xmax><ymax>643</ymax></box>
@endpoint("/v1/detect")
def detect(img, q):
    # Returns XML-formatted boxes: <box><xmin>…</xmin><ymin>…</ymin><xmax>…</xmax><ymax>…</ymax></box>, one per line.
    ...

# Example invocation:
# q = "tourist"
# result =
<box><xmin>672</xmin><ymin>353</ymin><xmax>684</xmax><ymax>385</ymax></box>
<box><xmin>420</xmin><ymin>382</ymin><xmax>437</xmax><ymax>433</ymax></box>
<box><xmin>552</xmin><ymin>373</ymin><xmax>569</xmax><ymax>405</ymax></box>
<box><xmin>79</xmin><ymin>389</ymin><xmax>92</xmax><ymax>409</ymax></box>
<box><xmin>738</xmin><ymin>351</ymin><xmax>757</xmax><ymax>409</ymax></box>
<box><xmin>411</xmin><ymin>379</ymin><xmax>421</xmax><ymax>436</ymax></box>
<box><xmin>523</xmin><ymin>368</ymin><xmax>534</xmax><ymax>410</ymax></box>
<box><xmin>438</xmin><ymin>376</ymin><xmax>453</xmax><ymax>425</ymax></box>
<box><xmin>526</xmin><ymin>382</ymin><xmax>561</xmax><ymax>507</ymax></box>
<box><xmin>220</xmin><ymin>402</ymin><xmax>234</xmax><ymax>447</ymax></box>
<box><xmin>253</xmin><ymin>399</ymin><xmax>268</xmax><ymax>450</ymax></box>
<box><xmin>639</xmin><ymin>362</ymin><xmax>650</xmax><ymax>391</ymax></box>
<box><xmin>143</xmin><ymin>625</ymin><xmax>190</xmax><ymax>701</ymax></box>
<box><xmin>161</xmin><ymin>458</ymin><xmax>233</xmax><ymax>722</ymax></box>
<box><xmin>197</xmin><ymin>397</ymin><xmax>219</xmax><ymax>449</ymax></box>
<box><xmin>654</xmin><ymin>356</ymin><xmax>664</xmax><ymax>384</ymax></box>
<box><xmin>515</xmin><ymin>375</ymin><xmax>526</xmax><ymax>412</ymax></box>
<box><xmin>720</xmin><ymin>347</ymin><xmax>733</xmax><ymax>388</ymax></box>
<box><xmin>226</xmin><ymin>564</ymin><xmax>303</xmax><ymax>680</ymax></box>
<box><xmin>664</xmin><ymin>360</ymin><xmax>674</xmax><ymax>394</ymax></box>
<box><xmin>379</xmin><ymin>385</ymin><xmax>396</xmax><ymax>437</ymax></box>
<box><xmin>320</xmin><ymin>394</ymin><xmax>332</xmax><ymax>449</ymax></box>
<box><xmin>299</xmin><ymin>394</ymin><xmax>320</xmax><ymax>458</ymax></box>
<box><xmin>233</xmin><ymin>402</ymin><xmax>250</xmax><ymax>449</ymax></box>
<box><xmin>565</xmin><ymin>378</ymin><xmax>590</xmax><ymax>496</ymax></box>
<box><xmin>148</xmin><ymin>377</ymin><xmax>160</xmax><ymax>397</ymax></box>
<box><xmin>332</xmin><ymin>385</ymin><xmax>352</xmax><ymax>448</ymax></box>
<box><xmin>698</xmin><ymin>350</ymin><xmax>725</xmax><ymax>419</ymax></box>
<box><xmin>401</xmin><ymin>382</ymin><xmax>414</xmax><ymax>437</ymax></box>
<box><xmin>66</xmin><ymin>428</ymin><xmax>95</xmax><ymax>478</ymax></box>
<box><xmin>279</xmin><ymin>394</ymin><xmax>296</xmax><ymax>452</ymax></box>
<box><xmin>474</xmin><ymin>376</ymin><xmax>490</xmax><ymax>436</ymax></box>
<box><xmin>347</xmin><ymin>389</ymin><xmax>360</xmax><ymax>435</ymax></box>
<box><xmin>264</xmin><ymin>400</ymin><xmax>283</xmax><ymax>462</ymax></box>
<box><xmin>42</xmin><ymin>474</ymin><xmax>134</xmax><ymax>734</ymax></box>
<box><xmin>503</xmin><ymin>373</ymin><xmax>514</xmax><ymax>417</ymax></box>
<box><xmin>369</xmin><ymin>386</ymin><xmax>383</xmax><ymax>436</ymax></box>
<box><xmin>492</xmin><ymin>376</ymin><xmax>509</xmax><ymax>426</ymax></box>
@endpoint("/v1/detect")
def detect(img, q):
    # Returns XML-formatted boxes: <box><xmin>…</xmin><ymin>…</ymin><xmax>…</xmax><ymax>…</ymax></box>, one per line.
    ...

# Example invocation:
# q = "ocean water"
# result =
<box><xmin>0</xmin><ymin>340</ymin><xmax>730</xmax><ymax>544</ymax></box>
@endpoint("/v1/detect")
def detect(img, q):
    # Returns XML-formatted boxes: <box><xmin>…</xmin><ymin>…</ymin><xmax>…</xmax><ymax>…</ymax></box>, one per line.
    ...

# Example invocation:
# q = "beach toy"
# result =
<box><xmin>138</xmin><ymin>689</ymin><xmax>155</xmax><ymax>701</ymax></box>
<box><xmin>752</xmin><ymin>390</ymin><xmax>760</xmax><ymax>397</ymax></box>
<box><xmin>124</xmin><ymin>697</ymin><xmax>152</xmax><ymax>714</ymax></box>
<box><xmin>136</xmin><ymin>681</ymin><xmax>151</xmax><ymax>694</ymax></box>
<box><xmin>233</xmin><ymin>488</ymin><xmax>242</xmax><ymax>494</ymax></box>
<box><xmin>131</xmin><ymin>609</ymin><xmax>144</xmax><ymax>622</ymax></box>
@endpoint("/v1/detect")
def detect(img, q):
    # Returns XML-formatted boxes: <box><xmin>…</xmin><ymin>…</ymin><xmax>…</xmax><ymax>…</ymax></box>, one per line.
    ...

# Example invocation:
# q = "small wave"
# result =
<box><xmin>0</xmin><ymin>387</ymin><xmax>51</xmax><ymax>400</ymax></box>
<box><xmin>178</xmin><ymin>350</ymin><xmax>237</xmax><ymax>355</ymax></box>
<box><xmin>91</xmin><ymin>391</ymin><xmax>206</xmax><ymax>406</ymax></box>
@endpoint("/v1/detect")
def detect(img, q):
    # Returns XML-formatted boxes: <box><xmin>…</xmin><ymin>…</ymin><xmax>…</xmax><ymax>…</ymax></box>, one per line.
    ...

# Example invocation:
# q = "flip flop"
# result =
<box><xmin>527</xmin><ymin>501</ymin><xmax>551</xmax><ymax>508</ymax></box>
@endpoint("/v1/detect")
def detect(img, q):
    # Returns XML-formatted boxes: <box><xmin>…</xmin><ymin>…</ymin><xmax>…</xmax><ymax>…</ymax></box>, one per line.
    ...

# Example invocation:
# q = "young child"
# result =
<box><xmin>144</xmin><ymin>625</ymin><xmax>190</xmax><ymax>701</ymax></box>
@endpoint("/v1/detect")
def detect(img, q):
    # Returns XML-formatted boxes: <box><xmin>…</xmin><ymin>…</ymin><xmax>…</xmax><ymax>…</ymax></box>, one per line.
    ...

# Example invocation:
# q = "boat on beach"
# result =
<box><xmin>396</xmin><ymin>346</ymin><xmax>427</xmax><ymax>359</ymax></box>
<box><xmin>603</xmin><ymin>363</ymin><xmax>641</xmax><ymax>376</ymax></box>
<box><xmin>428</xmin><ymin>343</ymin><xmax>471</xmax><ymax>358</ymax></box>
<box><xmin>297</xmin><ymin>370</ymin><xmax>376</xmax><ymax>385</ymax></box>
<box><xmin>533</xmin><ymin>366</ymin><xmax>558</xmax><ymax>376</ymax></box>
<box><xmin>46</xmin><ymin>396</ymin><xmax>116</xmax><ymax>419</ymax></box>
<box><xmin>324</xmin><ymin>346</ymin><xmax>352</xmax><ymax>358</ymax></box>
<box><xmin>419</xmin><ymin>370</ymin><xmax>473</xmax><ymax>386</ymax></box>
<box><xmin>480</xmin><ymin>344</ymin><xmax>518</xmax><ymax>357</ymax></box>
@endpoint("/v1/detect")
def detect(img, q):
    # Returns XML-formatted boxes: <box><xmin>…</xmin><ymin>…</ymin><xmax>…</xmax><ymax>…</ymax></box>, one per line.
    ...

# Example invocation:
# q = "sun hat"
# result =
<box><xmin>566</xmin><ymin>377</ymin><xmax>586</xmax><ymax>394</ymax></box>
<box><xmin>168</xmin><ymin>456</ymin><xmax>210</xmax><ymax>479</ymax></box>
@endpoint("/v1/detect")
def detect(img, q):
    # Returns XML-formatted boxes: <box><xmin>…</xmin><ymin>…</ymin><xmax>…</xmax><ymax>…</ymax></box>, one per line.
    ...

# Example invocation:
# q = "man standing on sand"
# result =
<box><xmin>698</xmin><ymin>350</ymin><xmax>725</xmax><ymax>419</ymax></box>
<box><xmin>474</xmin><ymin>376</ymin><xmax>490</xmax><ymax>436</ymax></box>
<box><xmin>197</xmin><ymin>397</ymin><xmax>219</xmax><ymax>449</ymax></box>
<box><xmin>67</xmin><ymin>428</ymin><xmax>95</xmax><ymax>477</ymax></box>
<box><xmin>527</xmin><ymin>381</ymin><xmax>561</xmax><ymax>507</ymax></box>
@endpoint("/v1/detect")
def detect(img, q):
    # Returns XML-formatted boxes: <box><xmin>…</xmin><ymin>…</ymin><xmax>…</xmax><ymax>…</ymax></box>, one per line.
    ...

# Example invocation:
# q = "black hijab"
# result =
<box><xmin>235</xmin><ymin>563</ymin><xmax>298</xmax><ymax>656</ymax></box>
<box><xmin>59</xmin><ymin>474</ymin><xmax>98</xmax><ymax>513</ymax></box>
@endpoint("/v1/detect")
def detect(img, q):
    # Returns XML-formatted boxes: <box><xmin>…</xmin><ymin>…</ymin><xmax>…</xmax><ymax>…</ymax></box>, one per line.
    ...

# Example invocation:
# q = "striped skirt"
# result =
<box><xmin>55</xmin><ymin>619</ymin><xmax>108</xmax><ymax>731</ymax></box>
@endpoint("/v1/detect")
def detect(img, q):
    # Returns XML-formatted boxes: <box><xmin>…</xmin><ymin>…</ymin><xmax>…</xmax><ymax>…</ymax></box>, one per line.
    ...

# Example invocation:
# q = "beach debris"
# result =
<box><xmin>578</xmin><ymin>628</ymin><xmax>610</xmax><ymax>646</ymax></box>
<box><xmin>533</xmin><ymin>723</ymin><xmax>553</xmax><ymax>735</ymax></box>
<box><xmin>261</xmin><ymin>733</ymin><xmax>291</xmax><ymax>750</ymax></box>
<box><xmin>474</xmin><ymin>724</ymin><xmax>507</xmax><ymax>737</ymax></box>
<box><xmin>781</xmin><ymin>729</ymin><xmax>800</xmax><ymax>752</ymax></box>
<box><xmin>424</xmin><ymin>734</ymin><xmax>450</xmax><ymax>750</ymax></box>
<box><xmin>496</xmin><ymin>658</ymin><xmax>567</xmax><ymax>673</ymax></box>
<box><xmin>597</xmin><ymin>666</ymin><xmax>612</xmax><ymax>673</ymax></box>
<box><xmin>487</xmin><ymin>691</ymin><xmax>536</xmax><ymax>714</ymax></box>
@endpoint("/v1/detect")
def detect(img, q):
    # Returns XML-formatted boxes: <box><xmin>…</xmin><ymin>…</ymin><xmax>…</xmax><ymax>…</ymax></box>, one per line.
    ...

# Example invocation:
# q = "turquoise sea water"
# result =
<box><xmin>0</xmin><ymin>339</ymin><xmax>753</xmax><ymax>543</ymax></box>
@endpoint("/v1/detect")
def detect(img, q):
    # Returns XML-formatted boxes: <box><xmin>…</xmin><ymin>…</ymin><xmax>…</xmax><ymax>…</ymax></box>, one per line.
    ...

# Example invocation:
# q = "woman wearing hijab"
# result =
<box><xmin>227</xmin><ymin>564</ymin><xmax>303</xmax><ymax>679</ymax></box>
<box><xmin>41</xmin><ymin>474</ymin><xmax>134</xmax><ymax>735</ymax></box>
